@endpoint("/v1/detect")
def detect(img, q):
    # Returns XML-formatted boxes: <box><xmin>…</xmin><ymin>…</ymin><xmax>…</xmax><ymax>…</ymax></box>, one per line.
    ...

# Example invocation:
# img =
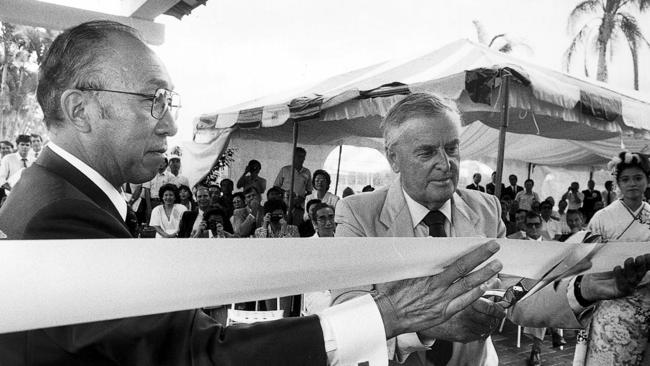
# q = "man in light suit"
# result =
<box><xmin>333</xmin><ymin>93</ymin><xmax>650</xmax><ymax>366</ymax></box>
<box><xmin>0</xmin><ymin>21</ymin><xmax>508</xmax><ymax>366</ymax></box>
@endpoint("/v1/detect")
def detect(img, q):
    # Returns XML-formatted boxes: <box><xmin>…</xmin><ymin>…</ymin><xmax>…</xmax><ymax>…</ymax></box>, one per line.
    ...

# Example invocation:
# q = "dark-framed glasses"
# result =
<box><xmin>78</xmin><ymin>87</ymin><xmax>181</xmax><ymax>120</ymax></box>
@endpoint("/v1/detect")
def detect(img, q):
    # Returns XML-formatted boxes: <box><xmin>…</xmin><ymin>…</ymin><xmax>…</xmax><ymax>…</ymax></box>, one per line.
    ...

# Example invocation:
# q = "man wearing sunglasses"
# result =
<box><xmin>0</xmin><ymin>21</ymin><xmax>508</xmax><ymax>366</ymax></box>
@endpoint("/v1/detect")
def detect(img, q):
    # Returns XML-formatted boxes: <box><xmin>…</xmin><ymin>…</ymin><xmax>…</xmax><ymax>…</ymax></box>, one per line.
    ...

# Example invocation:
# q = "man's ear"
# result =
<box><xmin>60</xmin><ymin>89</ymin><xmax>92</xmax><ymax>133</ymax></box>
<box><xmin>385</xmin><ymin>144</ymin><xmax>400</xmax><ymax>174</ymax></box>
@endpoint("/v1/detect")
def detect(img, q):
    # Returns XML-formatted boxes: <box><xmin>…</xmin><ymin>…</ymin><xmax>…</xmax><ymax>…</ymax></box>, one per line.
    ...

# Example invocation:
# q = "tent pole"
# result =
<box><xmin>288</xmin><ymin>121</ymin><xmax>299</xmax><ymax>225</ymax></box>
<box><xmin>527</xmin><ymin>163</ymin><xmax>532</xmax><ymax>180</ymax></box>
<box><xmin>494</xmin><ymin>72</ymin><xmax>510</xmax><ymax>199</ymax></box>
<box><xmin>334</xmin><ymin>145</ymin><xmax>343</xmax><ymax>196</ymax></box>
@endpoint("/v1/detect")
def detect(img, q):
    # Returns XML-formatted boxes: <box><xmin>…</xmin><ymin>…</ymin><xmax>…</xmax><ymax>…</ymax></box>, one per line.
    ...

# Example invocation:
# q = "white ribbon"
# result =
<box><xmin>0</xmin><ymin>237</ymin><xmax>645</xmax><ymax>333</ymax></box>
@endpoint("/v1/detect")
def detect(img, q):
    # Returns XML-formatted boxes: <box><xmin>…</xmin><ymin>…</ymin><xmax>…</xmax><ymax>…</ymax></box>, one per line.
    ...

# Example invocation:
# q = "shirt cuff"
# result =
<box><xmin>566</xmin><ymin>276</ymin><xmax>588</xmax><ymax>314</ymax></box>
<box><xmin>319</xmin><ymin>294</ymin><xmax>388</xmax><ymax>366</ymax></box>
<box><xmin>394</xmin><ymin>333</ymin><xmax>434</xmax><ymax>363</ymax></box>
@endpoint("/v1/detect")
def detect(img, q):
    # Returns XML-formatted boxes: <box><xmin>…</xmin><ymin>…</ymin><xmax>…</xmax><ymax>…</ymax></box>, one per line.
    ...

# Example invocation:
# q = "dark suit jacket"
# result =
<box><xmin>503</xmin><ymin>185</ymin><xmax>523</xmax><ymax>200</ymax></box>
<box><xmin>0</xmin><ymin>147</ymin><xmax>327</xmax><ymax>366</ymax></box>
<box><xmin>178</xmin><ymin>210</ymin><xmax>200</xmax><ymax>238</ymax></box>
<box><xmin>465</xmin><ymin>183</ymin><xmax>485</xmax><ymax>192</ymax></box>
<box><xmin>485</xmin><ymin>182</ymin><xmax>505</xmax><ymax>197</ymax></box>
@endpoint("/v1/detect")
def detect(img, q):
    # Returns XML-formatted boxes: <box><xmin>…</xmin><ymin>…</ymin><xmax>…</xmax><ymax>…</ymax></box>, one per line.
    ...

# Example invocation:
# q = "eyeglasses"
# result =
<box><xmin>316</xmin><ymin>216</ymin><xmax>335</xmax><ymax>224</ymax></box>
<box><xmin>78</xmin><ymin>87</ymin><xmax>181</xmax><ymax>120</ymax></box>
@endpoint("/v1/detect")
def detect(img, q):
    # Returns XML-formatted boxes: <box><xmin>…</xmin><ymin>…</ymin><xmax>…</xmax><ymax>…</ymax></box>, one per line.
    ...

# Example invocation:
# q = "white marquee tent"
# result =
<box><xmin>185</xmin><ymin>39</ymin><xmax>650</xmax><ymax>195</ymax></box>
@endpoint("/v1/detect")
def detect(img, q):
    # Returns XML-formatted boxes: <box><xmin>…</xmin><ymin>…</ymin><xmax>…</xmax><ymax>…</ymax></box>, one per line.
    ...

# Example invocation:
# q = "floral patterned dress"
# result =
<box><xmin>574</xmin><ymin>200</ymin><xmax>650</xmax><ymax>365</ymax></box>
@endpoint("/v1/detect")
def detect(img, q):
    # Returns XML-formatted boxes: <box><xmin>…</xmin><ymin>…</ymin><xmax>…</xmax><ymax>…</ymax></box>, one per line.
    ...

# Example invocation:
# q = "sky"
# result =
<box><xmin>149</xmin><ymin>0</ymin><xmax>650</xmax><ymax>143</ymax></box>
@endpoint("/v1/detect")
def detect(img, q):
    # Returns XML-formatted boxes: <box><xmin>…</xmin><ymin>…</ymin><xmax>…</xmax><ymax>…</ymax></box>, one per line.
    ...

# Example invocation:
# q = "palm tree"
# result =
<box><xmin>564</xmin><ymin>0</ymin><xmax>650</xmax><ymax>90</ymax></box>
<box><xmin>472</xmin><ymin>20</ymin><xmax>533</xmax><ymax>55</ymax></box>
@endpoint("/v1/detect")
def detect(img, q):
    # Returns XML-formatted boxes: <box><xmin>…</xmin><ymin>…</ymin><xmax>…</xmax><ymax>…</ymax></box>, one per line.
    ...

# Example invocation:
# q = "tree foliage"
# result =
<box><xmin>564</xmin><ymin>0</ymin><xmax>650</xmax><ymax>90</ymax></box>
<box><xmin>0</xmin><ymin>22</ymin><xmax>57</xmax><ymax>140</ymax></box>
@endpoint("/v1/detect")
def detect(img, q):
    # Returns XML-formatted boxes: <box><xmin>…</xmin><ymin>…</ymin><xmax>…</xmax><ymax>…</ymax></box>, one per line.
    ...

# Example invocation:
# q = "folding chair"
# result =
<box><xmin>226</xmin><ymin>298</ymin><xmax>284</xmax><ymax>326</ymax></box>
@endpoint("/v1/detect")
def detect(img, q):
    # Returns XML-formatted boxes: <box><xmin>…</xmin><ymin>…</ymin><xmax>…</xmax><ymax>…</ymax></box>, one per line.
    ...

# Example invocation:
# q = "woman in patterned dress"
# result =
<box><xmin>574</xmin><ymin>151</ymin><xmax>650</xmax><ymax>365</ymax></box>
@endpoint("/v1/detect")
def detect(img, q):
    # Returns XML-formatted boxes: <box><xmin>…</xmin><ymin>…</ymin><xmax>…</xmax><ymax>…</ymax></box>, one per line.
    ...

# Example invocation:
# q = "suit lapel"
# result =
<box><xmin>36</xmin><ymin>147</ymin><xmax>126</xmax><ymax>228</ymax></box>
<box><xmin>379</xmin><ymin>176</ymin><xmax>415</xmax><ymax>237</ymax></box>
<box><xmin>451</xmin><ymin>190</ymin><xmax>482</xmax><ymax>237</ymax></box>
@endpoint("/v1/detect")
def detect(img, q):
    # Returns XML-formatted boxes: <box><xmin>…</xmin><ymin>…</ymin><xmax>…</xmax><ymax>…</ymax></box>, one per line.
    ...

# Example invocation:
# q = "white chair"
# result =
<box><xmin>226</xmin><ymin>299</ymin><xmax>284</xmax><ymax>326</ymax></box>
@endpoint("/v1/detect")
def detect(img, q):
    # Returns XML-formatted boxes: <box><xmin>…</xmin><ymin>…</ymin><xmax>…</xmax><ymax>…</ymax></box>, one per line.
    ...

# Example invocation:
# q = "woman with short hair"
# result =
<box><xmin>149</xmin><ymin>183</ymin><xmax>187</xmax><ymax>238</ymax></box>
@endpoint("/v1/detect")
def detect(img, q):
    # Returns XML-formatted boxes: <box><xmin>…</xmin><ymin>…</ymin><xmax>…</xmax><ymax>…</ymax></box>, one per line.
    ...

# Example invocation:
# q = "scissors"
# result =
<box><xmin>485</xmin><ymin>233</ymin><xmax>604</xmax><ymax>309</ymax></box>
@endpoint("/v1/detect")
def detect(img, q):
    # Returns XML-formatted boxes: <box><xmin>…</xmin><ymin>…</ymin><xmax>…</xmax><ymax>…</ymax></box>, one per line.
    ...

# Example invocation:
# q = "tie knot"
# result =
<box><xmin>423</xmin><ymin>210</ymin><xmax>446</xmax><ymax>226</ymax></box>
<box><xmin>423</xmin><ymin>210</ymin><xmax>446</xmax><ymax>237</ymax></box>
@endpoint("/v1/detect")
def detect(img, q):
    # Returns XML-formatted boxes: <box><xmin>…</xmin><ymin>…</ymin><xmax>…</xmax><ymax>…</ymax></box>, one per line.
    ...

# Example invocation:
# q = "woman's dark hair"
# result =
<box><xmin>202</xmin><ymin>207</ymin><xmax>234</xmax><ymax>234</ymax></box>
<box><xmin>158</xmin><ymin>183</ymin><xmax>180</xmax><ymax>203</ymax></box>
<box><xmin>178</xmin><ymin>185</ymin><xmax>194</xmax><ymax>200</ymax></box>
<box><xmin>312</xmin><ymin>169</ymin><xmax>331</xmax><ymax>188</ymax></box>
<box><xmin>609</xmin><ymin>151</ymin><xmax>650</xmax><ymax>181</ymax></box>
<box><xmin>263</xmin><ymin>199</ymin><xmax>287</xmax><ymax>215</ymax></box>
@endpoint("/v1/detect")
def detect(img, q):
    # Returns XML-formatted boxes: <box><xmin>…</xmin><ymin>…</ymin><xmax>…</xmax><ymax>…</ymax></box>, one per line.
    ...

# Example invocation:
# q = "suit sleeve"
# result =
<box><xmin>23</xmin><ymin>200</ymin><xmax>329</xmax><ymax>366</ymax></box>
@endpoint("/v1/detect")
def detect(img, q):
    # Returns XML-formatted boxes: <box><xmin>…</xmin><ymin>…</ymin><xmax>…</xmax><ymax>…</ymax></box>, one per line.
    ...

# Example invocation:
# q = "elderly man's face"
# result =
<box><xmin>88</xmin><ymin>34</ymin><xmax>177</xmax><ymax>184</ymax></box>
<box><xmin>315</xmin><ymin>206</ymin><xmax>336</xmax><ymax>237</ymax></box>
<box><xmin>386</xmin><ymin>114</ymin><xmax>460</xmax><ymax>209</ymax></box>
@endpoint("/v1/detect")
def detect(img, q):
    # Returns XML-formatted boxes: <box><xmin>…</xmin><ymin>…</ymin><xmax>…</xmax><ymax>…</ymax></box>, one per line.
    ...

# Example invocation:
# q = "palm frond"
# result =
<box><xmin>567</xmin><ymin>0</ymin><xmax>603</xmax><ymax>33</ymax></box>
<box><xmin>638</xmin><ymin>0</ymin><xmax>650</xmax><ymax>11</ymax></box>
<box><xmin>563</xmin><ymin>21</ymin><xmax>598</xmax><ymax>71</ymax></box>
<box><xmin>618</xmin><ymin>12</ymin><xmax>650</xmax><ymax>49</ymax></box>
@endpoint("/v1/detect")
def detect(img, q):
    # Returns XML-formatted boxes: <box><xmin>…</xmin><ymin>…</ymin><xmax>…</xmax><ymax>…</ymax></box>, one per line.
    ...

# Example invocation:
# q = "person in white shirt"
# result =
<box><xmin>143</xmin><ymin>157</ymin><xmax>172</xmax><ymax>216</ymax></box>
<box><xmin>514</xmin><ymin>178</ymin><xmax>540</xmax><ymax>211</ymax></box>
<box><xmin>562</xmin><ymin>181</ymin><xmax>584</xmax><ymax>210</ymax></box>
<box><xmin>313</xmin><ymin>203</ymin><xmax>336</xmax><ymax>238</ymax></box>
<box><xmin>539</xmin><ymin>200</ymin><xmax>562</xmax><ymax>240</ymax></box>
<box><xmin>148</xmin><ymin>183</ymin><xmax>187</xmax><ymax>238</ymax></box>
<box><xmin>167</xmin><ymin>154</ymin><xmax>189</xmax><ymax>187</ymax></box>
<box><xmin>0</xmin><ymin>140</ymin><xmax>13</xmax><ymax>158</ymax></box>
<box><xmin>0</xmin><ymin>134</ymin><xmax>33</xmax><ymax>190</ymax></box>
<box><xmin>304</xmin><ymin>169</ymin><xmax>340</xmax><ymax>221</ymax></box>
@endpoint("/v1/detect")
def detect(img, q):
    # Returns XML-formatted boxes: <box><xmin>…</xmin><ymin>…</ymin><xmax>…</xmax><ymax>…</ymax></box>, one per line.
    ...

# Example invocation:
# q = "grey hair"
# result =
<box><xmin>380</xmin><ymin>92</ymin><xmax>460</xmax><ymax>148</ymax></box>
<box><xmin>37</xmin><ymin>20</ymin><xmax>143</xmax><ymax>129</ymax></box>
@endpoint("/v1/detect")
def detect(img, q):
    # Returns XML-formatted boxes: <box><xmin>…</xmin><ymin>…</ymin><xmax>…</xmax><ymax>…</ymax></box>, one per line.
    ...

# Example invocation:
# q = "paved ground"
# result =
<box><xmin>493</xmin><ymin>320</ymin><xmax>577</xmax><ymax>366</ymax></box>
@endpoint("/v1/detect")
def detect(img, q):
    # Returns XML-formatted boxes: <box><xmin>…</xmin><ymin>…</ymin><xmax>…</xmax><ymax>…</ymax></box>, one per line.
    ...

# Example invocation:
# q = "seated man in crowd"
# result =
<box><xmin>557</xmin><ymin>209</ymin><xmax>587</xmax><ymax>242</ymax></box>
<box><xmin>178</xmin><ymin>186</ymin><xmax>211</xmax><ymax>238</ymax></box>
<box><xmin>312</xmin><ymin>203</ymin><xmax>336</xmax><ymax>238</ymax></box>
<box><xmin>539</xmin><ymin>200</ymin><xmax>562</xmax><ymax>240</ymax></box>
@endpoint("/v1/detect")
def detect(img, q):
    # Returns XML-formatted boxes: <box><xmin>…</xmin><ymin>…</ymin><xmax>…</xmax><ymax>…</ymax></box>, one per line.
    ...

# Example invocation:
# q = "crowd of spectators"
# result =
<box><xmin>478</xmin><ymin>171</ymin><xmax>623</xmax><ymax>365</ymax></box>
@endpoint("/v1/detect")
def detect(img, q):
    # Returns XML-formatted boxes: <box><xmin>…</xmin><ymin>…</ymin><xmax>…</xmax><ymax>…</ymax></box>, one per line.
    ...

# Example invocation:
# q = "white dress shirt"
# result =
<box><xmin>0</xmin><ymin>152</ymin><xmax>34</xmax><ymax>187</ymax></box>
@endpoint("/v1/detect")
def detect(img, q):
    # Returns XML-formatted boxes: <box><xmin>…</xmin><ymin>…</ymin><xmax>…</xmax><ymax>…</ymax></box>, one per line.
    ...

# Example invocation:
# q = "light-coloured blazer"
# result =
<box><xmin>333</xmin><ymin>177</ymin><xmax>586</xmax><ymax>366</ymax></box>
